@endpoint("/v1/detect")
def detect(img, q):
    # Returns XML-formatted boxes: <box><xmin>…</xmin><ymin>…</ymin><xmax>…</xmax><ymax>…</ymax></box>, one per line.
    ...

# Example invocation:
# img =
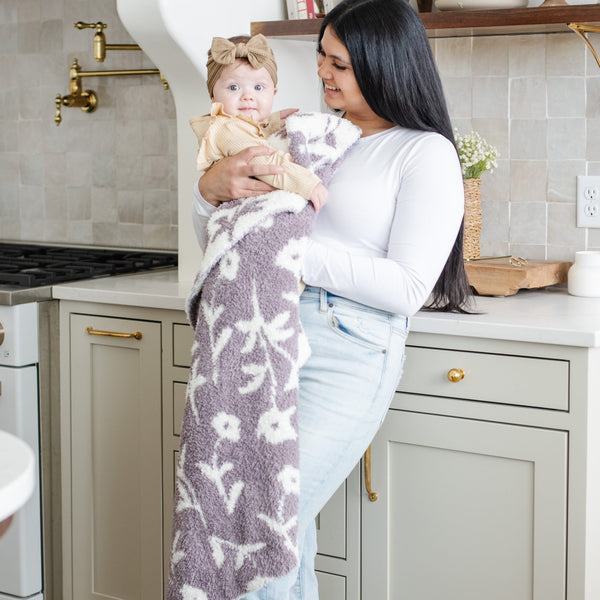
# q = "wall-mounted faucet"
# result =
<box><xmin>54</xmin><ymin>21</ymin><xmax>169</xmax><ymax>126</ymax></box>
<box><xmin>54</xmin><ymin>59</ymin><xmax>98</xmax><ymax>126</ymax></box>
<box><xmin>73</xmin><ymin>21</ymin><xmax>142</xmax><ymax>63</ymax></box>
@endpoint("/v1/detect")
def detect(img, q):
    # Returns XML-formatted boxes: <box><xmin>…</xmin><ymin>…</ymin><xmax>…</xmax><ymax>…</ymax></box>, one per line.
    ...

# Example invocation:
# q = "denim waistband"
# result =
<box><xmin>302</xmin><ymin>285</ymin><xmax>408</xmax><ymax>327</ymax></box>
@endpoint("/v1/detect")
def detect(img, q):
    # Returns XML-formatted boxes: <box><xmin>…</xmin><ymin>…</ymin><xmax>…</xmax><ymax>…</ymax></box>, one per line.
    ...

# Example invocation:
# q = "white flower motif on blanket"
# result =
<box><xmin>236</xmin><ymin>284</ymin><xmax>294</xmax><ymax>356</ymax></box>
<box><xmin>181</xmin><ymin>584</ymin><xmax>208</xmax><ymax>600</ymax></box>
<box><xmin>219</xmin><ymin>249</ymin><xmax>240</xmax><ymax>280</ymax></box>
<box><xmin>170</xmin><ymin>530</ymin><xmax>185</xmax><ymax>571</ymax></box>
<box><xmin>256</xmin><ymin>406</ymin><xmax>297</xmax><ymax>444</ymax></box>
<box><xmin>198</xmin><ymin>459</ymin><xmax>244</xmax><ymax>516</ymax></box>
<box><xmin>173</xmin><ymin>443</ymin><xmax>207</xmax><ymax>528</ymax></box>
<box><xmin>209</xmin><ymin>536</ymin><xmax>266</xmax><ymax>570</ymax></box>
<box><xmin>200</xmin><ymin>298</ymin><xmax>233</xmax><ymax>386</ymax></box>
<box><xmin>277</xmin><ymin>465</ymin><xmax>300</xmax><ymax>496</ymax></box>
<box><xmin>275</xmin><ymin>237</ymin><xmax>307</xmax><ymax>278</ymax></box>
<box><xmin>193</xmin><ymin>413</ymin><xmax>245</xmax><ymax>516</ymax></box>
<box><xmin>235</xmin><ymin>282</ymin><xmax>300</xmax><ymax>401</ymax></box>
<box><xmin>244</xmin><ymin>576</ymin><xmax>274</xmax><ymax>594</ymax></box>
<box><xmin>186</xmin><ymin>339</ymin><xmax>206</xmax><ymax>425</ymax></box>
<box><xmin>212</xmin><ymin>412</ymin><xmax>241</xmax><ymax>442</ymax></box>
<box><xmin>255</xmin><ymin>465</ymin><xmax>301</xmax><ymax>558</ymax></box>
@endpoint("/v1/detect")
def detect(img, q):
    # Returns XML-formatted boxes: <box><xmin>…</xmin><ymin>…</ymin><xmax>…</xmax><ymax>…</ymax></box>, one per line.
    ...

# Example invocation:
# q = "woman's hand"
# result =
<box><xmin>198</xmin><ymin>146</ymin><xmax>284</xmax><ymax>206</ymax></box>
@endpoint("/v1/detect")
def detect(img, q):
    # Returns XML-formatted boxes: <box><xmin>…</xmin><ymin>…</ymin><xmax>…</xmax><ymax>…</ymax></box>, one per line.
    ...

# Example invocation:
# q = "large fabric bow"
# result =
<box><xmin>210</xmin><ymin>34</ymin><xmax>273</xmax><ymax>70</ymax></box>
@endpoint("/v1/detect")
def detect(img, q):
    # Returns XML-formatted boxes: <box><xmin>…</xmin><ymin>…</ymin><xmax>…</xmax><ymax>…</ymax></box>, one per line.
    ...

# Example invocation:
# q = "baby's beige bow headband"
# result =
<box><xmin>206</xmin><ymin>34</ymin><xmax>278</xmax><ymax>97</ymax></box>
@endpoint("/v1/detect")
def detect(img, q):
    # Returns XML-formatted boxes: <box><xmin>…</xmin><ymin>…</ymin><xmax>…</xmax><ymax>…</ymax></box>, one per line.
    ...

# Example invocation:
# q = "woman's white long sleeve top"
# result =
<box><xmin>192</xmin><ymin>126</ymin><xmax>464</xmax><ymax>317</ymax></box>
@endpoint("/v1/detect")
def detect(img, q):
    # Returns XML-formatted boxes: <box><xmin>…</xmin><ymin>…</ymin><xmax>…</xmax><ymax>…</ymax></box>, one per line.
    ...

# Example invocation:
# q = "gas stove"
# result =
<box><xmin>0</xmin><ymin>242</ymin><xmax>177</xmax><ymax>598</ymax></box>
<box><xmin>0</xmin><ymin>243</ymin><xmax>177</xmax><ymax>305</ymax></box>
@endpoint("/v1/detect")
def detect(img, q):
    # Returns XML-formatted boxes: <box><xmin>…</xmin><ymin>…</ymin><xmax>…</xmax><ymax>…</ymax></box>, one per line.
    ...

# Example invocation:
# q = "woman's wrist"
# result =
<box><xmin>197</xmin><ymin>177</ymin><xmax>222</xmax><ymax>207</ymax></box>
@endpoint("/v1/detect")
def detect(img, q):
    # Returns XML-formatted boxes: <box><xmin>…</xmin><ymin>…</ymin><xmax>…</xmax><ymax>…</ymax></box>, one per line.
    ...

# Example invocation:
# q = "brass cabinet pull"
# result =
<box><xmin>86</xmin><ymin>326</ymin><xmax>142</xmax><ymax>340</ymax></box>
<box><xmin>364</xmin><ymin>445</ymin><xmax>378</xmax><ymax>502</ymax></box>
<box><xmin>447</xmin><ymin>368</ymin><xmax>465</xmax><ymax>383</ymax></box>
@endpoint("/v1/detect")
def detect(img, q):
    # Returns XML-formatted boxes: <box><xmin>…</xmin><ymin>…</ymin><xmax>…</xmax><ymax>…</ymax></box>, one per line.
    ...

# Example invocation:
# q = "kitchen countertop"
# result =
<box><xmin>0</xmin><ymin>284</ymin><xmax>54</xmax><ymax>306</ymax></box>
<box><xmin>52</xmin><ymin>270</ymin><xmax>600</xmax><ymax>348</ymax></box>
<box><xmin>0</xmin><ymin>430</ymin><xmax>35</xmax><ymax>523</ymax></box>
<box><xmin>53</xmin><ymin>268</ymin><xmax>188</xmax><ymax>311</ymax></box>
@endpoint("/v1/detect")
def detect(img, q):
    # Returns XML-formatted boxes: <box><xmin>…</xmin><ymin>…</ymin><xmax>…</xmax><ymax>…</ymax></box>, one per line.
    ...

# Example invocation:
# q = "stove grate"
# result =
<box><xmin>0</xmin><ymin>243</ymin><xmax>177</xmax><ymax>288</ymax></box>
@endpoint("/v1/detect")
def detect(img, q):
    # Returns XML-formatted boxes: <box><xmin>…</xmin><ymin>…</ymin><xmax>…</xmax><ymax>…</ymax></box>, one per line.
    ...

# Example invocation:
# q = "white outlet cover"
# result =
<box><xmin>576</xmin><ymin>175</ymin><xmax>600</xmax><ymax>228</ymax></box>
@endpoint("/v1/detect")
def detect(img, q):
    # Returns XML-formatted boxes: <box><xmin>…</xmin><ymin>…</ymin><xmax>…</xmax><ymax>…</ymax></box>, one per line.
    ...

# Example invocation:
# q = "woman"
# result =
<box><xmin>192</xmin><ymin>0</ymin><xmax>470</xmax><ymax>597</ymax></box>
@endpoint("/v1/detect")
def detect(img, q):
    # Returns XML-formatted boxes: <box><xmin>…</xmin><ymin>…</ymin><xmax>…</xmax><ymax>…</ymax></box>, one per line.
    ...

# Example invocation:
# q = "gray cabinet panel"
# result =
<box><xmin>363</xmin><ymin>410</ymin><xmax>567</xmax><ymax>600</ymax></box>
<box><xmin>68</xmin><ymin>313</ymin><xmax>163</xmax><ymax>600</ymax></box>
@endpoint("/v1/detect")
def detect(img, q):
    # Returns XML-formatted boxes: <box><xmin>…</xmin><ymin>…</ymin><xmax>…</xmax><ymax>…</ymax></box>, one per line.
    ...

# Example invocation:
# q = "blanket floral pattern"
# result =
<box><xmin>168</xmin><ymin>112</ymin><xmax>361</xmax><ymax>600</ymax></box>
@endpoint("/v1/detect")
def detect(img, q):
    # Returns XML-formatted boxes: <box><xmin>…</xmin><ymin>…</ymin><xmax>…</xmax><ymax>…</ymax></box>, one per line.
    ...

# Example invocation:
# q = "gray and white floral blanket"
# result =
<box><xmin>168</xmin><ymin>112</ymin><xmax>361</xmax><ymax>600</ymax></box>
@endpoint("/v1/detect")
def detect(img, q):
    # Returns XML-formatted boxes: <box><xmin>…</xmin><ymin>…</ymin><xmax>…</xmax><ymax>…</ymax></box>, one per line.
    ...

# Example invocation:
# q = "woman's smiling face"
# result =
<box><xmin>317</xmin><ymin>26</ymin><xmax>372</xmax><ymax>121</ymax></box>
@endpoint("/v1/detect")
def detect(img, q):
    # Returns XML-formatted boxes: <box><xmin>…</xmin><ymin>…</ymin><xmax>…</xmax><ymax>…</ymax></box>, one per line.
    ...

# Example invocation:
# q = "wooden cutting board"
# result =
<box><xmin>465</xmin><ymin>258</ymin><xmax>572</xmax><ymax>296</ymax></box>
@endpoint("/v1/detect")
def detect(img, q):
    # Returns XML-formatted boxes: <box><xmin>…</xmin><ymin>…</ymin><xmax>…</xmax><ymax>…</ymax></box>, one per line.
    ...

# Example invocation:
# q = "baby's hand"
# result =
<box><xmin>309</xmin><ymin>182</ymin><xmax>328</xmax><ymax>213</ymax></box>
<box><xmin>279</xmin><ymin>108</ymin><xmax>299</xmax><ymax>121</ymax></box>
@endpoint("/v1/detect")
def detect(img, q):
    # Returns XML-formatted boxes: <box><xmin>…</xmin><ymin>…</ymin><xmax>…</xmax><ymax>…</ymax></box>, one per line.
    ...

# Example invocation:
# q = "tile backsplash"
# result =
<box><xmin>435</xmin><ymin>31</ymin><xmax>600</xmax><ymax>261</ymax></box>
<box><xmin>0</xmin><ymin>0</ymin><xmax>177</xmax><ymax>249</ymax></box>
<box><xmin>1</xmin><ymin>0</ymin><xmax>599</xmax><ymax>258</ymax></box>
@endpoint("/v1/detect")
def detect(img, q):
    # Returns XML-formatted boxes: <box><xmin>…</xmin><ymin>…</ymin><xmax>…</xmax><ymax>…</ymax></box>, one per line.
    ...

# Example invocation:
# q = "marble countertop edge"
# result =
<box><xmin>52</xmin><ymin>271</ymin><xmax>600</xmax><ymax>348</ymax></box>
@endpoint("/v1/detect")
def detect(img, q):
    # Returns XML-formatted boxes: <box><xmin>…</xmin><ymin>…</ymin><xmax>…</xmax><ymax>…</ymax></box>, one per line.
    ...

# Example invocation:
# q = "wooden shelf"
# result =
<box><xmin>251</xmin><ymin>4</ymin><xmax>600</xmax><ymax>39</ymax></box>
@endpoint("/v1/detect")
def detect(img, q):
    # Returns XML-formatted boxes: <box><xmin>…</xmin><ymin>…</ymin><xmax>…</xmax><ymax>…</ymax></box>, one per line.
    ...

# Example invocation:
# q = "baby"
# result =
<box><xmin>190</xmin><ymin>34</ymin><xmax>328</xmax><ymax>212</ymax></box>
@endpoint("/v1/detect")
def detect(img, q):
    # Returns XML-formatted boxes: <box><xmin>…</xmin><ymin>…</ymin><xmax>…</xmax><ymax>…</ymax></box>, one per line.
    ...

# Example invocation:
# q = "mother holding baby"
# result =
<box><xmin>186</xmin><ymin>0</ymin><xmax>470</xmax><ymax>597</ymax></box>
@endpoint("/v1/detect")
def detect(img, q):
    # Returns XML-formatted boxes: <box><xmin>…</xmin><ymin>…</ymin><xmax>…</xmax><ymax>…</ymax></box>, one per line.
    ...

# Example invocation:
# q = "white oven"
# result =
<box><xmin>0</xmin><ymin>303</ymin><xmax>44</xmax><ymax>600</ymax></box>
<box><xmin>0</xmin><ymin>241</ymin><xmax>178</xmax><ymax>600</ymax></box>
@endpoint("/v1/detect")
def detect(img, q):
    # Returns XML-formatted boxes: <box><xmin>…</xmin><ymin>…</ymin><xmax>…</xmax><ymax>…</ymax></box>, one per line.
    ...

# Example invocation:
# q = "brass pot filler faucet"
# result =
<box><xmin>54</xmin><ymin>22</ymin><xmax>169</xmax><ymax>126</ymax></box>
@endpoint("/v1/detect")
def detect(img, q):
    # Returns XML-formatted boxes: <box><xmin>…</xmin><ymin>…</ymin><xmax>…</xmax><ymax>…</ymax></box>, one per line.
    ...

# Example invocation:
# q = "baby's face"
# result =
<box><xmin>212</xmin><ymin>59</ymin><xmax>276</xmax><ymax>122</ymax></box>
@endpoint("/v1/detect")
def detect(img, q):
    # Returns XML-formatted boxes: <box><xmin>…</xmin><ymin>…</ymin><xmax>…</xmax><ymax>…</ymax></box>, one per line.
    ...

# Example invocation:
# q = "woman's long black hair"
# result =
<box><xmin>320</xmin><ymin>0</ymin><xmax>472</xmax><ymax>313</ymax></box>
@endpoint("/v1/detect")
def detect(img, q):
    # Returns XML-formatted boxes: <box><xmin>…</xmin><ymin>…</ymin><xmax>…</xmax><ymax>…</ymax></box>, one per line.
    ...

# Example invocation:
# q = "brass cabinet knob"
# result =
<box><xmin>447</xmin><ymin>368</ymin><xmax>465</xmax><ymax>383</ymax></box>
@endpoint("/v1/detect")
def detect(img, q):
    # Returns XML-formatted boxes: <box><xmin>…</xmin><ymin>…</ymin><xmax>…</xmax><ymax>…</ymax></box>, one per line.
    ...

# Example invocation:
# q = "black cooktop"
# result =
<box><xmin>0</xmin><ymin>243</ymin><xmax>178</xmax><ymax>288</ymax></box>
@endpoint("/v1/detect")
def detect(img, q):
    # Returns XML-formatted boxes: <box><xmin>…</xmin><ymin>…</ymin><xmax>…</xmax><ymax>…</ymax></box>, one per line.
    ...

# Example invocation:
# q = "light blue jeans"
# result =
<box><xmin>242</xmin><ymin>286</ymin><xmax>409</xmax><ymax>600</ymax></box>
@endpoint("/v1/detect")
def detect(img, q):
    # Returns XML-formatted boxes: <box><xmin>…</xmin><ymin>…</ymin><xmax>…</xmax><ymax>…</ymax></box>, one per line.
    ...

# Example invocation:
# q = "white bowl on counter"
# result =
<box><xmin>435</xmin><ymin>0</ymin><xmax>528</xmax><ymax>9</ymax></box>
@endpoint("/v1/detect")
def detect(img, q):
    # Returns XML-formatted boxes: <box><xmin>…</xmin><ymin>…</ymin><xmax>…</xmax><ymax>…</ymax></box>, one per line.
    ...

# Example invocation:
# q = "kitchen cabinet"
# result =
<box><xmin>315</xmin><ymin>331</ymin><xmax>600</xmax><ymax>600</ymax></box>
<box><xmin>59</xmin><ymin>302</ymin><xmax>180</xmax><ymax>600</ymax></box>
<box><xmin>162</xmin><ymin>317</ymin><xmax>195</xmax><ymax>587</ymax></box>
<box><xmin>251</xmin><ymin>4</ymin><xmax>600</xmax><ymax>39</ymax></box>
<box><xmin>55</xmin><ymin>278</ymin><xmax>600</xmax><ymax>600</ymax></box>
<box><xmin>315</xmin><ymin>465</ymin><xmax>361</xmax><ymax>600</ymax></box>
<box><xmin>364</xmin><ymin>411</ymin><xmax>567</xmax><ymax>599</ymax></box>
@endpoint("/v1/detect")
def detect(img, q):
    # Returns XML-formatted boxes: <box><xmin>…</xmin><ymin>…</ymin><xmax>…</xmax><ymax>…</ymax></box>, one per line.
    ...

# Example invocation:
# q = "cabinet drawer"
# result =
<box><xmin>317</xmin><ymin>479</ymin><xmax>347</xmax><ymax>559</ymax></box>
<box><xmin>316</xmin><ymin>572</ymin><xmax>346</xmax><ymax>599</ymax></box>
<box><xmin>398</xmin><ymin>346</ymin><xmax>569</xmax><ymax>411</ymax></box>
<box><xmin>173</xmin><ymin>323</ymin><xmax>194</xmax><ymax>367</ymax></box>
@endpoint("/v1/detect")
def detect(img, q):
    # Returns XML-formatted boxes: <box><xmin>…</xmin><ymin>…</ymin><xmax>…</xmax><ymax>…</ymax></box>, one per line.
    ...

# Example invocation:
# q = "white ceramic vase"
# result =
<box><xmin>567</xmin><ymin>251</ymin><xmax>600</xmax><ymax>297</ymax></box>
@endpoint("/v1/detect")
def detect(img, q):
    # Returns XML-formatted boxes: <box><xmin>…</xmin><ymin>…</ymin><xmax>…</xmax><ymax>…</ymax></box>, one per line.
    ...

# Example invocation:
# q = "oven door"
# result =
<box><xmin>0</xmin><ymin>365</ymin><xmax>43</xmax><ymax>600</ymax></box>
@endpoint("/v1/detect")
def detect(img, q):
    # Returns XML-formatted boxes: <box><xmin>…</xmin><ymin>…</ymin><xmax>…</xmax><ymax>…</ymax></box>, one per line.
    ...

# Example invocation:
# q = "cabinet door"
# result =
<box><xmin>362</xmin><ymin>410</ymin><xmax>567</xmax><ymax>600</ymax></box>
<box><xmin>69</xmin><ymin>314</ymin><xmax>162</xmax><ymax>600</ymax></box>
<box><xmin>316</xmin><ymin>465</ymin><xmax>361</xmax><ymax>600</ymax></box>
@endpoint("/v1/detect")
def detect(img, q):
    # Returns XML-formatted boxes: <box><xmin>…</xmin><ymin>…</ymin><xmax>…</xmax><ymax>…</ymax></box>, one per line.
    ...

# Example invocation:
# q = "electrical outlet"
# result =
<box><xmin>577</xmin><ymin>176</ymin><xmax>600</xmax><ymax>228</ymax></box>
